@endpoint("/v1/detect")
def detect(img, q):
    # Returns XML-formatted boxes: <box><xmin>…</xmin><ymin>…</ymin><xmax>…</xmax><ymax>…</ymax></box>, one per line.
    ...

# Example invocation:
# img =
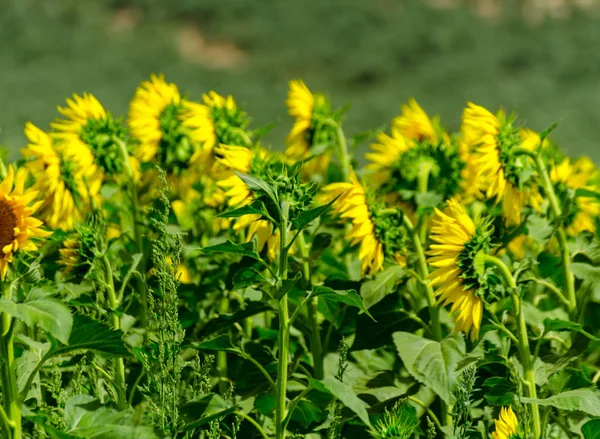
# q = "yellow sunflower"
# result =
<box><xmin>427</xmin><ymin>198</ymin><xmax>486</xmax><ymax>341</ymax></box>
<box><xmin>392</xmin><ymin>98</ymin><xmax>438</xmax><ymax>143</ymax></box>
<box><xmin>21</xmin><ymin>123</ymin><xmax>96</xmax><ymax>230</ymax></box>
<box><xmin>285</xmin><ymin>80</ymin><xmax>332</xmax><ymax>176</ymax></box>
<box><xmin>50</xmin><ymin>93</ymin><xmax>105</xmax><ymax>187</ymax></box>
<box><xmin>461</xmin><ymin>103</ymin><xmax>542</xmax><ymax>226</ymax></box>
<box><xmin>320</xmin><ymin>173</ymin><xmax>385</xmax><ymax>275</ymax></box>
<box><xmin>0</xmin><ymin>165</ymin><xmax>52</xmax><ymax>279</ymax></box>
<box><xmin>491</xmin><ymin>407</ymin><xmax>519</xmax><ymax>439</ymax></box>
<box><xmin>365</xmin><ymin>126</ymin><xmax>409</xmax><ymax>187</ymax></box>
<box><xmin>550</xmin><ymin>157</ymin><xmax>600</xmax><ymax>236</ymax></box>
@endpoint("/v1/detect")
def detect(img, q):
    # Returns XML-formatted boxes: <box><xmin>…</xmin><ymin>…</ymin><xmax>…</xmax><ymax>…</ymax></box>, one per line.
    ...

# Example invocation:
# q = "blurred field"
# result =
<box><xmin>1</xmin><ymin>0</ymin><xmax>600</xmax><ymax>161</ymax></box>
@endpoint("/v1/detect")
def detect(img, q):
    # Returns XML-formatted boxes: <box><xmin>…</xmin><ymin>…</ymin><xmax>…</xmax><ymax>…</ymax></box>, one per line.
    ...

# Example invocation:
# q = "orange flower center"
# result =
<box><xmin>0</xmin><ymin>200</ymin><xmax>17</xmax><ymax>250</ymax></box>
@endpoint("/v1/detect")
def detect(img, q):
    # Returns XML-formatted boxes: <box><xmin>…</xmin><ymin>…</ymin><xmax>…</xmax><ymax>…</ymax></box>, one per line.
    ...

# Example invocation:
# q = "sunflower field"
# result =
<box><xmin>0</xmin><ymin>75</ymin><xmax>599</xmax><ymax>439</ymax></box>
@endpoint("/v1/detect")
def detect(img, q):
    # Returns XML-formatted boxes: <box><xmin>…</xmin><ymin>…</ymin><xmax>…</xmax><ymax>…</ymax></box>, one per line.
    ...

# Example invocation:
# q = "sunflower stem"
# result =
<box><xmin>275</xmin><ymin>200</ymin><xmax>290</xmax><ymax>439</ymax></box>
<box><xmin>335</xmin><ymin>124</ymin><xmax>352</xmax><ymax>182</ymax></box>
<box><xmin>217</xmin><ymin>292</ymin><xmax>229</xmax><ymax>395</ymax></box>
<box><xmin>525</xmin><ymin>148</ymin><xmax>576</xmax><ymax>316</ymax></box>
<box><xmin>480</xmin><ymin>254</ymin><xmax>541</xmax><ymax>439</ymax></box>
<box><xmin>0</xmin><ymin>285</ymin><xmax>21</xmax><ymax>439</ymax></box>
<box><xmin>403</xmin><ymin>215</ymin><xmax>442</xmax><ymax>342</ymax></box>
<box><xmin>101</xmin><ymin>255</ymin><xmax>127</xmax><ymax>410</ymax></box>
<box><xmin>297</xmin><ymin>231</ymin><xmax>324</xmax><ymax>379</ymax></box>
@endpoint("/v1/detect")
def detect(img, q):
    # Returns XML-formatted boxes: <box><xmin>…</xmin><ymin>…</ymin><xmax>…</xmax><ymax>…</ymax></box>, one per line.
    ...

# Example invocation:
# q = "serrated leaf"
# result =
<box><xmin>0</xmin><ymin>290</ymin><xmax>72</xmax><ymax>344</ymax></box>
<box><xmin>522</xmin><ymin>388</ymin><xmax>600</xmax><ymax>416</ymax></box>
<box><xmin>571</xmin><ymin>262</ymin><xmax>600</xmax><ymax>284</ymax></box>
<box><xmin>190</xmin><ymin>334</ymin><xmax>241</xmax><ymax>353</ymax></box>
<box><xmin>526</xmin><ymin>214</ymin><xmax>554</xmax><ymax>247</ymax></box>
<box><xmin>290</xmin><ymin>193</ymin><xmax>341</xmax><ymax>230</ymax></box>
<box><xmin>309</xmin><ymin>377</ymin><xmax>372</xmax><ymax>427</ymax></box>
<box><xmin>202</xmin><ymin>240</ymin><xmax>260</xmax><ymax>260</ymax></box>
<box><xmin>218</xmin><ymin>200</ymin><xmax>268</xmax><ymax>219</ymax></box>
<box><xmin>360</xmin><ymin>265</ymin><xmax>405</xmax><ymax>309</ymax></box>
<box><xmin>51</xmin><ymin>314</ymin><xmax>129</xmax><ymax>357</ymax></box>
<box><xmin>392</xmin><ymin>332</ymin><xmax>466</xmax><ymax>404</ymax></box>
<box><xmin>233</xmin><ymin>267</ymin><xmax>271</xmax><ymax>289</ymax></box>
<box><xmin>234</xmin><ymin>171</ymin><xmax>278</xmax><ymax>204</ymax></box>
<box><xmin>312</xmin><ymin>285</ymin><xmax>375</xmax><ymax>321</ymax></box>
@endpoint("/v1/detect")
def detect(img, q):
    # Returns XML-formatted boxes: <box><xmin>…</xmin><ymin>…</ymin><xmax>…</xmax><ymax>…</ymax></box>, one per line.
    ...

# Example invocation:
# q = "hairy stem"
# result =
<box><xmin>0</xmin><ymin>286</ymin><xmax>21</xmax><ymax>439</ymax></box>
<box><xmin>336</xmin><ymin>124</ymin><xmax>352</xmax><ymax>181</ymax></box>
<box><xmin>275</xmin><ymin>201</ymin><xmax>290</xmax><ymax>439</ymax></box>
<box><xmin>482</xmin><ymin>254</ymin><xmax>541</xmax><ymax>438</ymax></box>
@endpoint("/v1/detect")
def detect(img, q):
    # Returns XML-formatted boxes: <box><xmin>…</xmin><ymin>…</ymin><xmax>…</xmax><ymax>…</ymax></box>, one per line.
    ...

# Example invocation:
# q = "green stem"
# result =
<box><xmin>403</xmin><ymin>216</ymin><xmax>442</xmax><ymax>342</ymax></box>
<box><xmin>481</xmin><ymin>254</ymin><xmax>541</xmax><ymax>438</ymax></box>
<box><xmin>297</xmin><ymin>232</ymin><xmax>323</xmax><ymax>380</ymax></box>
<box><xmin>114</xmin><ymin>136</ymin><xmax>148</xmax><ymax>338</ymax></box>
<box><xmin>530</xmin><ymin>151</ymin><xmax>576</xmax><ymax>315</ymax></box>
<box><xmin>234</xmin><ymin>411</ymin><xmax>269</xmax><ymax>439</ymax></box>
<box><xmin>417</xmin><ymin>161</ymin><xmax>432</xmax><ymax>243</ymax></box>
<box><xmin>0</xmin><ymin>289</ymin><xmax>21</xmax><ymax>439</ymax></box>
<box><xmin>407</xmin><ymin>396</ymin><xmax>444</xmax><ymax>432</ymax></box>
<box><xmin>275</xmin><ymin>201</ymin><xmax>290</xmax><ymax>439</ymax></box>
<box><xmin>101</xmin><ymin>255</ymin><xmax>127</xmax><ymax>410</ymax></box>
<box><xmin>335</xmin><ymin>124</ymin><xmax>352</xmax><ymax>182</ymax></box>
<box><xmin>217</xmin><ymin>293</ymin><xmax>229</xmax><ymax>395</ymax></box>
<box><xmin>531</xmin><ymin>278</ymin><xmax>571</xmax><ymax>309</ymax></box>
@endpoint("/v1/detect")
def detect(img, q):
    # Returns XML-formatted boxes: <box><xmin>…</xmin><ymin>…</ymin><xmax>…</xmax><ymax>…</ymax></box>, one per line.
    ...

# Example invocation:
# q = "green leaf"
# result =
<box><xmin>290</xmin><ymin>192</ymin><xmax>342</xmax><ymax>230</ymax></box>
<box><xmin>575</xmin><ymin>188</ymin><xmax>600</xmax><ymax>201</ymax></box>
<box><xmin>522</xmin><ymin>388</ymin><xmax>600</xmax><ymax>416</ymax></box>
<box><xmin>63</xmin><ymin>395</ymin><xmax>157</xmax><ymax>438</ymax></box>
<box><xmin>234</xmin><ymin>171</ymin><xmax>278</xmax><ymax>205</ymax></box>
<box><xmin>276</xmin><ymin>272</ymin><xmax>302</xmax><ymax>299</ymax></box>
<box><xmin>415</xmin><ymin>191</ymin><xmax>443</xmax><ymax>209</ymax></box>
<box><xmin>289</xmin><ymin>399</ymin><xmax>326</xmax><ymax>428</ymax></box>
<box><xmin>360</xmin><ymin>265</ymin><xmax>405</xmax><ymax>309</ymax></box>
<box><xmin>312</xmin><ymin>285</ymin><xmax>375</xmax><ymax>321</ymax></box>
<box><xmin>309</xmin><ymin>377</ymin><xmax>372</xmax><ymax>427</ymax></box>
<box><xmin>526</xmin><ymin>214</ymin><xmax>553</xmax><ymax>247</ymax></box>
<box><xmin>571</xmin><ymin>262</ymin><xmax>600</xmax><ymax>283</ymax></box>
<box><xmin>202</xmin><ymin>240</ymin><xmax>260</xmax><ymax>260</ymax></box>
<box><xmin>218</xmin><ymin>200</ymin><xmax>268</xmax><ymax>219</ymax></box>
<box><xmin>51</xmin><ymin>314</ymin><xmax>129</xmax><ymax>357</ymax></box>
<box><xmin>190</xmin><ymin>334</ymin><xmax>241</xmax><ymax>353</ymax></box>
<box><xmin>233</xmin><ymin>267</ymin><xmax>271</xmax><ymax>289</ymax></box>
<box><xmin>482</xmin><ymin>377</ymin><xmax>515</xmax><ymax>405</ymax></box>
<box><xmin>392</xmin><ymin>332</ymin><xmax>466</xmax><ymax>404</ymax></box>
<box><xmin>254</xmin><ymin>393</ymin><xmax>276</xmax><ymax>415</ymax></box>
<box><xmin>0</xmin><ymin>289</ymin><xmax>73</xmax><ymax>344</ymax></box>
<box><xmin>180</xmin><ymin>393</ymin><xmax>236</xmax><ymax>430</ymax></box>
<box><xmin>582</xmin><ymin>419</ymin><xmax>600</xmax><ymax>439</ymax></box>
<box><xmin>196</xmin><ymin>302</ymin><xmax>271</xmax><ymax>338</ymax></box>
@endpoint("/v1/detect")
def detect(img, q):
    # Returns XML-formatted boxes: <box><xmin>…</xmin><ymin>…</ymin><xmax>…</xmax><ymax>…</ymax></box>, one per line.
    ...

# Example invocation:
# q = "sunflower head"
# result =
<box><xmin>285</xmin><ymin>80</ymin><xmax>337</xmax><ymax>175</ymax></box>
<box><xmin>461</xmin><ymin>103</ymin><xmax>542</xmax><ymax>226</ymax></box>
<box><xmin>491</xmin><ymin>407</ymin><xmax>520</xmax><ymax>439</ymax></box>
<box><xmin>22</xmin><ymin>122</ymin><xmax>97</xmax><ymax>231</ymax></box>
<box><xmin>428</xmin><ymin>198</ymin><xmax>494</xmax><ymax>340</ymax></box>
<box><xmin>58</xmin><ymin>225</ymin><xmax>98</xmax><ymax>279</ymax></box>
<box><xmin>51</xmin><ymin>92</ymin><xmax>127</xmax><ymax>179</ymax></box>
<box><xmin>369</xmin><ymin>399</ymin><xmax>418</xmax><ymax>439</ymax></box>
<box><xmin>551</xmin><ymin>157</ymin><xmax>600</xmax><ymax>236</ymax></box>
<box><xmin>203</xmin><ymin>91</ymin><xmax>251</xmax><ymax>147</ymax></box>
<box><xmin>367</xmin><ymin>101</ymin><xmax>464</xmax><ymax>208</ymax></box>
<box><xmin>0</xmin><ymin>165</ymin><xmax>52</xmax><ymax>280</ymax></box>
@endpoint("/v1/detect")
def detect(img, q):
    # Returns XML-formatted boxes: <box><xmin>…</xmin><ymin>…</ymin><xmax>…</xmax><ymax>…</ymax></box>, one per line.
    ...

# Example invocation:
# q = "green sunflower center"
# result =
<box><xmin>158</xmin><ymin>103</ymin><xmax>200</xmax><ymax>173</ymax></box>
<box><xmin>59</xmin><ymin>158</ymin><xmax>83</xmax><ymax>206</ymax></box>
<box><xmin>210</xmin><ymin>103</ymin><xmax>251</xmax><ymax>147</ymax></box>
<box><xmin>496</xmin><ymin>116</ymin><xmax>537</xmax><ymax>188</ymax></box>
<box><xmin>368</xmin><ymin>194</ymin><xmax>406</xmax><ymax>258</ymax></box>
<box><xmin>80</xmin><ymin>115</ymin><xmax>128</xmax><ymax>176</ymax></box>
<box><xmin>457</xmin><ymin>222</ymin><xmax>493</xmax><ymax>293</ymax></box>
<box><xmin>304</xmin><ymin>95</ymin><xmax>338</xmax><ymax>149</ymax></box>
<box><xmin>386</xmin><ymin>140</ymin><xmax>465</xmax><ymax>204</ymax></box>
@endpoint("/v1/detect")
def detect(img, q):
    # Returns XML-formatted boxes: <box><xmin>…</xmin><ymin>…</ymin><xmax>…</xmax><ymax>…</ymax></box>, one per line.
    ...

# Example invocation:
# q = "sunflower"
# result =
<box><xmin>0</xmin><ymin>165</ymin><xmax>52</xmax><ymax>279</ymax></box>
<box><xmin>21</xmin><ymin>123</ymin><xmax>96</xmax><ymax>230</ymax></box>
<box><xmin>285</xmin><ymin>80</ymin><xmax>334</xmax><ymax>176</ymax></box>
<box><xmin>491</xmin><ymin>407</ymin><xmax>519</xmax><ymax>439</ymax></box>
<box><xmin>366</xmin><ymin>100</ymin><xmax>465</xmax><ymax>206</ymax></box>
<box><xmin>427</xmin><ymin>198</ymin><xmax>492</xmax><ymax>341</ymax></box>
<box><xmin>320</xmin><ymin>173</ymin><xmax>390</xmax><ymax>275</ymax></box>
<box><xmin>50</xmin><ymin>92</ymin><xmax>120</xmax><ymax>183</ymax></box>
<box><xmin>461</xmin><ymin>103</ymin><xmax>543</xmax><ymax>226</ymax></box>
<box><xmin>550</xmin><ymin>157</ymin><xmax>600</xmax><ymax>236</ymax></box>
<box><xmin>392</xmin><ymin>98</ymin><xmax>438</xmax><ymax>143</ymax></box>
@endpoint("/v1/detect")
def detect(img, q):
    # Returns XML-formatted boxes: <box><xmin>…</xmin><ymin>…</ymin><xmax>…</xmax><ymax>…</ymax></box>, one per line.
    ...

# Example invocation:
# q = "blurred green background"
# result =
<box><xmin>1</xmin><ymin>0</ymin><xmax>599</xmax><ymax>162</ymax></box>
